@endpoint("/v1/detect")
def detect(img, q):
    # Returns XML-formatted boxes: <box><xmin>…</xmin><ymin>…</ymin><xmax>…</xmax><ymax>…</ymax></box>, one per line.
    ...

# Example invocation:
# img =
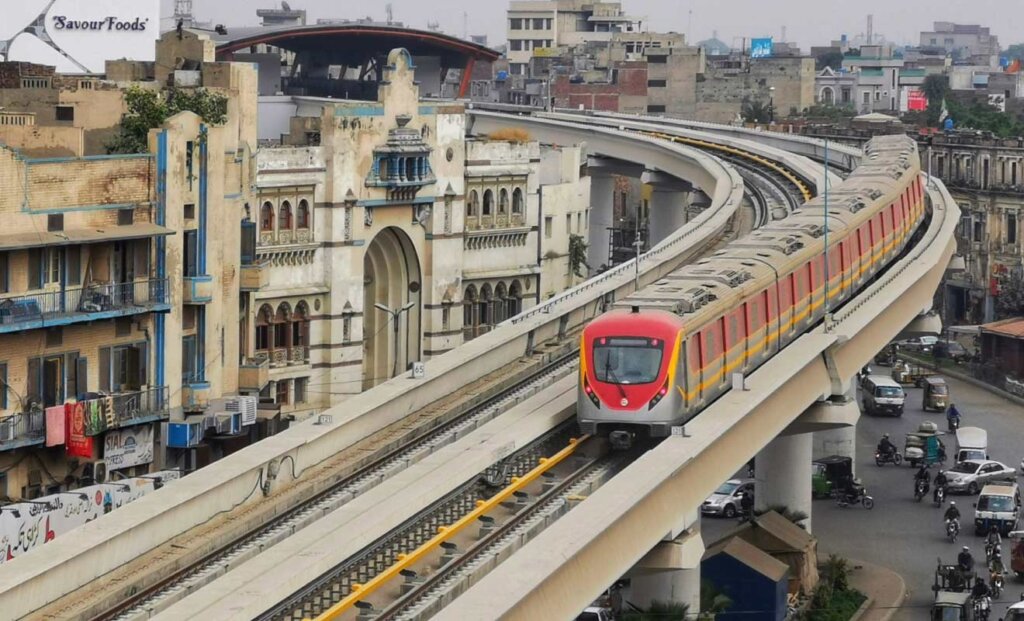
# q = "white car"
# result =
<box><xmin>702</xmin><ymin>479</ymin><xmax>754</xmax><ymax>518</ymax></box>
<box><xmin>944</xmin><ymin>459</ymin><xmax>1017</xmax><ymax>495</ymax></box>
<box><xmin>1005</xmin><ymin>599</ymin><xmax>1024</xmax><ymax>621</ymax></box>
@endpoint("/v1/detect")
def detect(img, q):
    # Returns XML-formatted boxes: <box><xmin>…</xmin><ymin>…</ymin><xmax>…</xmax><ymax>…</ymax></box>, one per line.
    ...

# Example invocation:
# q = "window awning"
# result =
<box><xmin>0</xmin><ymin>223</ymin><xmax>174</xmax><ymax>251</ymax></box>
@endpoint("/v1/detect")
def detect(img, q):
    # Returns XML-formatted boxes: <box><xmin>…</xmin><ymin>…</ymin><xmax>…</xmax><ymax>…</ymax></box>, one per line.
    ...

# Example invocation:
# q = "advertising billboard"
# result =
<box><xmin>750</xmin><ymin>38</ymin><xmax>773</xmax><ymax>59</ymax></box>
<box><xmin>0</xmin><ymin>0</ymin><xmax>159</xmax><ymax>74</ymax></box>
<box><xmin>900</xmin><ymin>88</ymin><xmax>928</xmax><ymax>113</ymax></box>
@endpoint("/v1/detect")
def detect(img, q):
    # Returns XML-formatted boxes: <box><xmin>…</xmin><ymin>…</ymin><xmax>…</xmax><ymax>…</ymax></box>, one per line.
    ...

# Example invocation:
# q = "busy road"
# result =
<box><xmin>705</xmin><ymin>371</ymin><xmax>1024</xmax><ymax>620</ymax></box>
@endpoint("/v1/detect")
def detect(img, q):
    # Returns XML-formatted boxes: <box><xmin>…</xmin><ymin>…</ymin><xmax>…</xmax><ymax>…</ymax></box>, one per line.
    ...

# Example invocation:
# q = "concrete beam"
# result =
<box><xmin>784</xmin><ymin>397</ymin><xmax>860</xmax><ymax>435</ymax></box>
<box><xmin>642</xmin><ymin>170</ymin><xmax>694</xmax><ymax>192</ymax></box>
<box><xmin>432</xmin><ymin>177</ymin><xmax>959</xmax><ymax>621</ymax></box>
<box><xmin>633</xmin><ymin>527</ymin><xmax>704</xmax><ymax>572</ymax></box>
<box><xmin>588</xmin><ymin>155</ymin><xmax>647</xmax><ymax>179</ymax></box>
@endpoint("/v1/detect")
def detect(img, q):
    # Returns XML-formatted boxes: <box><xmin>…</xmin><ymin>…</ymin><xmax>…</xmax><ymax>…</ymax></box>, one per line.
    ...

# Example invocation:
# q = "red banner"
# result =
<box><xmin>65</xmin><ymin>402</ymin><xmax>94</xmax><ymax>459</ymax></box>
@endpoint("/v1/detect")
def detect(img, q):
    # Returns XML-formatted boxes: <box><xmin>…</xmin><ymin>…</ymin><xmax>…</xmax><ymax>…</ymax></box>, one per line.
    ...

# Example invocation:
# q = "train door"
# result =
<box><xmin>856</xmin><ymin>225</ymin><xmax>871</xmax><ymax>285</ymax></box>
<box><xmin>765</xmin><ymin>284</ymin><xmax>779</xmax><ymax>358</ymax></box>
<box><xmin>685</xmin><ymin>335</ymin><xmax>701</xmax><ymax>407</ymax></box>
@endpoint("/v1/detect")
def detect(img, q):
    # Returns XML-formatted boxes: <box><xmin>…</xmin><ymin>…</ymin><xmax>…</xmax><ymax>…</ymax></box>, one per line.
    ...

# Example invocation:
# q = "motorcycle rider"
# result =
<box><xmin>971</xmin><ymin>576</ymin><xmax>991</xmax><ymax>599</ymax></box>
<box><xmin>934</xmin><ymin>469</ymin><xmax>949</xmax><ymax>502</ymax></box>
<box><xmin>958</xmin><ymin>544</ymin><xmax>975</xmax><ymax>573</ymax></box>
<box><xmin>946</xmin><ymin>501</ymin><xmax>962</xmax><ymax>534</ymax></box>
<box><xmin>915</xmin><ymin>464</ymin><xmax>931</xmax><ymax>496</ymax></box>
<box><xmin>877</xmin><ymin>433</ymin><xmax>896</xmax><ymax>457</ymax></box>
<box><xmin>990</xmin><ymin>546</ymin><xmax>1006</xmax><ymax>576</ymax></box>
<box><xmin>947</xmin><ymin>403</ymin><xmax>962</xmax><ymax>428</ymax></box>
<box><xmin>986</xmin><ymin>525</ymin><xmax>1002</xmax><ymax>548</ymax></box>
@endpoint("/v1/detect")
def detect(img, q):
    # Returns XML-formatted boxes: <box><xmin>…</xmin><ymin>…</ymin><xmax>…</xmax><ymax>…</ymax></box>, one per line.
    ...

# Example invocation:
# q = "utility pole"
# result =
<box><xmin>824</xmin><ymin>139</ymin><xmax>831</xmax><ymax>329</ymax></box>
<box><xmin>375</xmin><ymin>301</ymin><xmax>415</xmax><ymax>379</ymax></box>
<box><xmin>634</xmin><ymin>202</ymin><xmax>642</xmax><ymax>291</ymax></box>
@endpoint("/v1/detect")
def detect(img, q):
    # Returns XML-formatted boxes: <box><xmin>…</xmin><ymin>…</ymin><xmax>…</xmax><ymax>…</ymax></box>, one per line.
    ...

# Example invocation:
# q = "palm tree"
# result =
<box><xmin>741</xmin><ymin>100</ymin><xmax>772</xmax><ymax>124</ymax></box>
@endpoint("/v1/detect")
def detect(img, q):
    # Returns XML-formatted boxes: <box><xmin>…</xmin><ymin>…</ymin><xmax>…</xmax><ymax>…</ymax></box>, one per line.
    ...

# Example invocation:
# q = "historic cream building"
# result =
<box><xmin>255</xmin><ymin>49</ymin><xmax>590</xmax><ymax>416</ymax></box>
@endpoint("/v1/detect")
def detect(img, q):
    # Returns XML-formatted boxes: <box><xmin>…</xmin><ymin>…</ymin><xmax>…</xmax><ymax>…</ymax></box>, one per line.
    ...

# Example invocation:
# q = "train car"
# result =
<box><xmin>578</xmin><ymin>135</ymin><xmax>924</xmax><ymax>449</ymax></box>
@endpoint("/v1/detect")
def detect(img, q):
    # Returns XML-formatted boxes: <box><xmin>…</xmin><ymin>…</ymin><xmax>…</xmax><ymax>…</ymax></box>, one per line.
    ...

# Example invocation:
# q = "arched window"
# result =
<box><xmin>292</xmin><ymin>301</ymin><xmax>310</xmax><ymax>362</ymax></box>
<box><xmin>255</xmin><ymin>304</ymin><xmax>274</xmax><ymax>353</ymax></box>
<box><xmin>482</xmin><ymin>190</ymin><xmax>493</xmax><ymax>216</ymax></box>
<box><xmin>479</xmin><ymin>284</ymin><xmax>492</xmax><ymax>327</ymax></box>
<box><xmin>467</xmin><ymin>190</ymin><xmax>479</xmax><ymax>217</ymax></box>
<box><xmin>274</xmin><ymin>303</ymin><xmax>292</xmax><ymax>356</ymax></box>
<box><xmin>463</xmin><ymin>285</ymin><xmax>478</xmax><ymax>334</ymax></box>
<box><xmin>260</xmin><ymin>201</ymin><xmax>275</xmax><ymax>232</ymax></box>
<box><xmin>296</xmin><ymin>199</ymin><xmax>310</xmax><ymax>229</ymax></box>
<box><xmin>512</xmin><ymin>188</ymin><xmax>524</xmax><ymax>215</ymax></box>
<box><xmin>494</xmin><ymin>282</ymin><xmax>508</xmax><ymax>323</ymax></box>
<box><xmin>280</xmin><ymin>201</ymin><xmax>293</xmax><ymax>230</ymax></box>
<box><xmin>498</xmin><ymin>189</ymin><xmax>509</xmax><ymax>215</ymax></box>
<box><xmin>507</xmin><ymin>280</ymin><xmax>523</xmax><ymax>318</ymax></box>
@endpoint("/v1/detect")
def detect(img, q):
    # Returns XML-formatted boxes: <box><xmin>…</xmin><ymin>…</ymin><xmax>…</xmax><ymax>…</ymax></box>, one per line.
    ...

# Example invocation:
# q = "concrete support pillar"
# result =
<box><xmin>648</xmin><ymin>188</ymin><xmax>688</xmax><ymax>247</ymax></box>
<box><xmin>628</xmin><ymin>568</ymin><xmax>701</xmax><ymax>615</ymax></box>
<box><xmin>813</xmin><ymin>426</ymin><xmax>857</xmax><ymax>477</ymax></box>
<box><xmin>588</xmin><ymin>173</ymin><xmax>615</xmax><ymax>271</ymax></box>
<box><xmin>755</xmin><ymin>432</ymin><xmax>813</xmax><ymax>533</ymax></box>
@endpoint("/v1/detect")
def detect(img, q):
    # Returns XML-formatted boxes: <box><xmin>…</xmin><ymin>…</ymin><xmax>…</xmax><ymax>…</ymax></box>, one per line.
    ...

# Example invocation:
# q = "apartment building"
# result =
<box><xmin>0</xmin><ymin>32</ymin><xmax>266</xmax><ymax>498</ymax></box>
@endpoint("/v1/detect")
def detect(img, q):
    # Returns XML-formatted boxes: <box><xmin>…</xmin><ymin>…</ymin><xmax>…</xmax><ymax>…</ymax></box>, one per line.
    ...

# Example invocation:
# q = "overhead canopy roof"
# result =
<box><xmin>0</xmin><ymin>223</ymin><xmax>173</xmax><ymax>251</ymax></box>
<box><xmin>209</xmin><ymin>23</ymin><xmax>500</xmax><ymax>67</ymax></box>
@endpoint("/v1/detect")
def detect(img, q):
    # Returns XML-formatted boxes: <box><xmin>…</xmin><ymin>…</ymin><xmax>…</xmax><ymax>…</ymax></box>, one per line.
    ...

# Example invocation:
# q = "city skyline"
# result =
<box><xmin>164</xmin><ymin>0</ymin><xmax>1024</xmax><ymax>50</ymax></box>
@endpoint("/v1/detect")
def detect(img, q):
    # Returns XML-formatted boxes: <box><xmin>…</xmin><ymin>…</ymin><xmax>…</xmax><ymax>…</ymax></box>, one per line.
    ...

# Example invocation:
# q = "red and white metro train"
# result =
<box><xmin>579</xmin><ymin>135</ymin><xmax>924</xmax><ymax>448</ymax></box>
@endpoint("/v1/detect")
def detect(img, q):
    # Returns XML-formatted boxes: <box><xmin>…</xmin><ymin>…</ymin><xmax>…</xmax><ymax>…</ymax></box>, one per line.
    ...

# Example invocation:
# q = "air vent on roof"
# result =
<box><xmin>717</xmin><ymin>269</ymin><xmax>753</xmax><ymax>288</ymax></box>
<box><xmin>678</xmin><ymin>287</ymin><xmax>716</xmax><ymax>314</ymax></box>
<box><xmin>780</xmin><ymin>237</ymin><xmax>804</xmax><ymax>255</ymax></box>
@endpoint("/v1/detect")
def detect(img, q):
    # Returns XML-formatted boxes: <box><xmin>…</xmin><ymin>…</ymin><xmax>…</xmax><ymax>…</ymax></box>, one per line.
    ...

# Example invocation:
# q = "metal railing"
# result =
<box><xmin>81</xmin><ymin>386</ymin><xmax>169</xmax><ymax>436</ymax></box>
<box><xmin>0</xmin><ymin>410</ymin><xmax>45</xmax><ymax>446</ymax></box>
<box><xmin>0</xmin><ymin>278</ymin><xmax>169</xmax><ymax>328</ymax></box>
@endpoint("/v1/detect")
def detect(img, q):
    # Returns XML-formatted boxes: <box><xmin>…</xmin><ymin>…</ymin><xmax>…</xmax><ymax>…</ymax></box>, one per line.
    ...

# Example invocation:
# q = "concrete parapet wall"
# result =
<box><xmin>0</xmin><ymin>111</ymin><xmax>744</xmax><ymax>618</ymax></box>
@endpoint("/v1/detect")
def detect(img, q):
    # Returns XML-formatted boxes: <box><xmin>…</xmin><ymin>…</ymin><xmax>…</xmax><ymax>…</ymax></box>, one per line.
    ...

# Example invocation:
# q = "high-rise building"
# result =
<box><xmin>919</xmin><ymin>22</ymin><xmax>1001</xmax><ymax>66</ymax></box>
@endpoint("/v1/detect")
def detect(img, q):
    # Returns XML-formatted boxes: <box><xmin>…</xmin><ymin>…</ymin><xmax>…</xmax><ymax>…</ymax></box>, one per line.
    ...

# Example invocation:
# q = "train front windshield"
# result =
<box><xmin>593</xmin><ymin>337</ymin><xmax>664</xmax><ymax>385</ymax></box>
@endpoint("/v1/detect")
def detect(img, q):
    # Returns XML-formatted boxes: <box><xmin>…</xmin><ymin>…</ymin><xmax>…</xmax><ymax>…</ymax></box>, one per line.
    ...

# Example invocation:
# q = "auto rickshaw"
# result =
<box><xmin>932</xmin><ymin>558</ymin><xmax>976</xmax><ymax>621</ymax></box>
<box><xmin>905</xmin><ymin>421</ymin><xmax>947</xmax><ymax>467</ymax></box>
<box><xmin>812</xmin><ymin>455</ymin><xmax>852</xmax><ymax>498</ymax></box>
<box><xmin>1009</xmin><ymin>530</ymin><xmax>1024</xmax><ymax>579</ymax></box>
<box><xmin>923</xmin><ymin>377</ymin><xmax>951</xmax><ymax>412</ymax></box>
<box><xmin>892</xmin><ymin>360</ymin><xmax>938</xmax><ymax>387</ymax></box>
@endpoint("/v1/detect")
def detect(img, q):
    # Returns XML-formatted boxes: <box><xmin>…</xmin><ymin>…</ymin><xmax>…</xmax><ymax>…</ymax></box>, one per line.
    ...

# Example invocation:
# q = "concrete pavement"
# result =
<box><xmin>847</xmin><ymin>559</ymin><xmax>907</xmax><ymax>621</ymax></box>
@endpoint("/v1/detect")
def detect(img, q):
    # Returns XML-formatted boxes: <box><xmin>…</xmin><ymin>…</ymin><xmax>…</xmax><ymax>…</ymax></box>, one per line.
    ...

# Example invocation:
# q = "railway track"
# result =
<box><xmin>259</xmin><ymin>427</ymin><xmax>612</xmax><ymax>620</ymax></box>
<box><xmin>86</xmin><ymin>350</ymin><xmax>581</xmax><ymax>621</ymax></box>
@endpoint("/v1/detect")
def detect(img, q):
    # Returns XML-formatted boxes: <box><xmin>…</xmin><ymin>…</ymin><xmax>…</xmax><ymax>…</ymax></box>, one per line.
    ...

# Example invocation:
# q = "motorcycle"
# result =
<box><xmin>934</xmin><ymin>485</ymin><xmax>946</xmax><ymax>507</ymax></box>
<box><xmin>836</xmin><ymin>486</ymin><xmax>875</xmax><ymax>509</ymax></box>
<box><xmin>985</xmin><ymin>542</ymin><xmax>1000</xmax><ymax>564</ymax></box>
<box><xmin>974</xmin><ymin>594</ymin><xmax>991</xmax><ymax>621</ymax></box>
<box><xmin>875</xmin><ymin>448</ymin><xmax>902</xmax><ymax>467</ymax></box>
<box><xmin>948</xmin><ymin>414</ymin><xmax>961</xmax><ymax>433</ymax></box>
<box><xmin>946</xmin><ymin>518</ymin><xmax>960</xmax><ymax>543</ymax></box>
<box><xmin>915</xmin><ymin>478</ymin><xmax>930</xmax><ymax>502</ymax></box>
<box><xmin>990</xmin><ymin>570</ymin><xmax>1004</xmax><ymax>599</ymax></box>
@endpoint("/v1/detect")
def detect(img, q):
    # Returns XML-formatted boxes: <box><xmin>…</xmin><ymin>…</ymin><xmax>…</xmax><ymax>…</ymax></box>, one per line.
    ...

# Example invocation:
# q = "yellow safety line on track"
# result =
<box><xmin>308</xmin><ymin>436</ymin><xmax>589</xmax><ymax>621</ymax></box>
<box><xmin>641</xmin><ymin>131</ymin><xmax>815</xmax><ymax>203</ymax></box>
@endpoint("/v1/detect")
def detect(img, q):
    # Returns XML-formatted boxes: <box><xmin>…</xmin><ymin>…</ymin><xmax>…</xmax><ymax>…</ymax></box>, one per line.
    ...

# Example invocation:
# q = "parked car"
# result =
<box><xmin>934</xmin><ymin>340</ymin><xmax>970</xmax><ymax>362</ymax></box>
<box><xmin>894</xmin><ymin>335</ymin><xmax>938</xmax><ymax>353</ymax></box>
<box><xmin>702</xmin><ymin>479</ymin><xmax>754</xmax><ymax>518</ymax></box>
<box><xmin>576</xmin><ymin>607</ymin><xmax>614</xmax><ymax>621</ymax></box>
<box><xmin>945</xmin><ymin>459</ymin><xmax>1017</xmax><ymax>495</ymax></box>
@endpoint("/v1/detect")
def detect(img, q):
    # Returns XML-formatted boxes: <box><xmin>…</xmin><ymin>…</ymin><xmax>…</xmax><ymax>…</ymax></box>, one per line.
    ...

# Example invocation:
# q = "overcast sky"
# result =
<box><xmin>165</xmin><ymin>0</ymin><xmax>1023</xmax><ymax>50</ymax></box>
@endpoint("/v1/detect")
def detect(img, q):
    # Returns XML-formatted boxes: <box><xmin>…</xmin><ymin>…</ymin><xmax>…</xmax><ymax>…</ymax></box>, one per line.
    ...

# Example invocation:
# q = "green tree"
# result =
<box><xmin>107</xmin><ymin>86</ymin><xmax>229</xmax><ymax>154</ymax></box>
<box><xmin>741</xmin><ymin>99</ymin><xmax>772</xmax><ymax>123</ymax></box>
<box><xmin>568</xmin><ymin>233</ymin><xmax>589</xmax><ymax>278</ymax></box>
<box><xmin>815</xmin><ymin>50</ymin><xmax>844</xmax><ymax>71</ymax></box>
<box><xmin>921</xmin><ymin>74</ymin><xmax>949</xmax><ymax>125</ymax></box>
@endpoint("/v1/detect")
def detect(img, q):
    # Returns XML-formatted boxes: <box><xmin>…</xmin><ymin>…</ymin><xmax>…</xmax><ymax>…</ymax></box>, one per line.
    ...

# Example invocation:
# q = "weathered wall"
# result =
<box><xmin>0</xmin><ymin>125</ymin><xmax>83</xmax><ymax>158</ymax></box>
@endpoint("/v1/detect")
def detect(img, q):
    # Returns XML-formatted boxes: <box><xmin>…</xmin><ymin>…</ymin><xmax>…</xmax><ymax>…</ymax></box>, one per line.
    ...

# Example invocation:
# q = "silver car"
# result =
<box><xmin>945</xmin><ymin>459</ymin><xmax>1017</xmax><ymax>495</ymax></box>
<box><xmin>702</xmin><ymin>479</ymin><xmax>754</xmax><ymax>518</ymax></box>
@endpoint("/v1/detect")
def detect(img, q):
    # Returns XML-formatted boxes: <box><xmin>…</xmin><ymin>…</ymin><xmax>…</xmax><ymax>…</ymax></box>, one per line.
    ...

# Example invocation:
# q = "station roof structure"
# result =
<box><xmin>206</xmin><ymin>23</ymin><xmax>500</xmax><ymax>98</ymax></box>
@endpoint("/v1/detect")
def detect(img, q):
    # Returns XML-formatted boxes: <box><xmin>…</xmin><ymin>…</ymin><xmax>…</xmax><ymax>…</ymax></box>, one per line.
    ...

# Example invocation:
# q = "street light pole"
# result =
<box><xmin>634</xmin><ymin>202</ymin><xmax>642</xmax><ymax>291</ymax></box>
<box><xmin>768</xmin><ymin>86</ymin><xmax>776</xmax><ymax>125</ymax></box>
<box><xmin>375</xmin><ymin>301</ymin><xmax>415</xmax><ymax>379</ymax></box>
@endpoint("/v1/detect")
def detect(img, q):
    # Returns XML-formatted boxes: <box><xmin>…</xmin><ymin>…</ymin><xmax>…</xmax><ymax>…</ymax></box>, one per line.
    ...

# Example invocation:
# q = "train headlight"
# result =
<box><xmin>648</xmin><ymin>381</ymin><xmax>670</xmax><ymax>410</ymax></box>
<box><xmin>583</xmin><ymin>377</ymin><xmax>600</xmax><ymax>407</ymax></box>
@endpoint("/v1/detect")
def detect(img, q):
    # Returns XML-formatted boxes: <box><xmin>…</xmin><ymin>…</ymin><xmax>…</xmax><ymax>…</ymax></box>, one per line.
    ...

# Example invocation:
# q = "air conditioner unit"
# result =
<box><xmin>224</xmin><ymin>396</ymin><xmax>258</xmax><ymax>427</ymax></box>
<box><xmin>93</xmin><ymin>460</ymin><xmax>108</xmax><ymax>484</ymax></box>
<box><xmin>0</xmin><ymin>420</ymin><xmax>14</xmax><ymax>442</ymax></box>
<box><xmin>215</xmin><ymin>413</ymin><xmax>241</xmax><ymax>435</ymax></box>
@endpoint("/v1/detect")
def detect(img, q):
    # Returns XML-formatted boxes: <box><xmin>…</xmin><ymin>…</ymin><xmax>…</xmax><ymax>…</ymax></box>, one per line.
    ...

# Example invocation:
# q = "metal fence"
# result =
<box><xmin>82</xmin><ymin>386</ymin><xmax>169</xmax><ymax>436</ymax></box>
<box><xmin>0</xmin><ymin>410</ymin><xmax>45</xmax><ymax>446</ymax></box>
<box><xmin>0</xmin><ymin>278</ymin><xmax>169</xmax><ymax>328</ymax></box>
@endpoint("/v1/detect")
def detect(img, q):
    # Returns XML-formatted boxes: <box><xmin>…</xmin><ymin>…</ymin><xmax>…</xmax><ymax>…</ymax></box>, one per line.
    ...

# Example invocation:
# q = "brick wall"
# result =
<box><xmin>23</xmin><ymin>157</ymin><xmax>153</xmax><ymax>212</ymax></box>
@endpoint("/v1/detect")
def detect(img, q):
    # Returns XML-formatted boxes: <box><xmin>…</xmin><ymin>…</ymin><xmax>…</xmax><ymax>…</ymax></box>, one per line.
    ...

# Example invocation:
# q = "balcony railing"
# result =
<box><xmin>0</xmin><ymin>278</ymin><xmax>170</xmax><ymax>333</ymax></box>
<box><xmin>239</xmin><ymin>357</ymin><xmax>270</xmax><ymax>392</ymax></box>
<box><xmin>0</xmin><ymin>410</ymin><xmax>45</xmax><ymax>450</ymax></box>
<box><xmin>82</xmin><ymin>386</ymin><xmax>170</xmax><ymax>436</ymax></box>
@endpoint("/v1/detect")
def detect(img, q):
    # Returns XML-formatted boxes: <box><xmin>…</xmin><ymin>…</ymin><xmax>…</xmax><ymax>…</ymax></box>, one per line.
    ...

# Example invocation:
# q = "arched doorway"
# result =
<box><xmin>362</xmin><ymin>227</ymin><xmax>422</xmax><ymax>390</ymax></box>
<box><xmin>819</xmin><ymin>86</ymin><xmax>835</xmax><ymax>105</ymax></box>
